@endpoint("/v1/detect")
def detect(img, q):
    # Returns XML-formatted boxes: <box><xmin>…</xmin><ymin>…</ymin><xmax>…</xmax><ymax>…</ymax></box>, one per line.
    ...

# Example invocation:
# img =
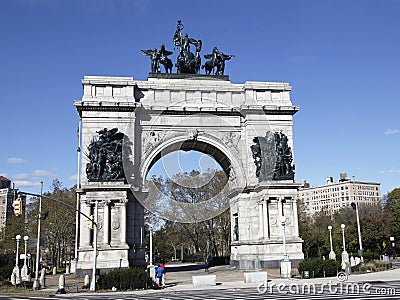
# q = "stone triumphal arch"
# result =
<box><xmin>74</xmin><ymin>74</ymin><xmax>304</xmax><ymax>275</ymax></box>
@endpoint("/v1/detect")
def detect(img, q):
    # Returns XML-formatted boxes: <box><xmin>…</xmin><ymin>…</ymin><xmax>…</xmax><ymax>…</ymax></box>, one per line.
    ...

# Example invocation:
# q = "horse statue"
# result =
<box><xmin>193</xmin><ymin>40</ymin><xmax>202</xmax><ymax>74</ymax></box>
<box><xmin>158</xmin><ymin>44</ymin><xmax>173</xmax><ymax>73</ymax></box>
<box><xmin>202</xmin><ymin>47</ymin><xmax>234</xmax><ymax>75</ymax></box>
<box><xmin>141</xmin><ymin>48</ymin><xmax>160</xmax><ymax>73</ymax></box>
<box><xmin>215</xmin><ymin>52</ymin><xmax>233</xmax><ymax>75</ymax></box>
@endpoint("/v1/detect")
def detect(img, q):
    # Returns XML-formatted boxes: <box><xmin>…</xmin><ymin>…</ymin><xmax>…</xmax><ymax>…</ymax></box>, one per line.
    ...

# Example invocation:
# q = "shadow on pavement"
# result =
<box><xmin>165</xmin><ymin>263</ymin><xmax>207</xmax><ymax>272</ymax></box>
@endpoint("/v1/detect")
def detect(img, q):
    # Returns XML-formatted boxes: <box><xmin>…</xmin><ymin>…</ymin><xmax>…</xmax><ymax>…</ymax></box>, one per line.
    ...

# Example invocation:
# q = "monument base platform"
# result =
<box><xmin>148</xmin><ymin>72</ymin><xmax>229</xmax><ymax>81</ymax></box>
<box><xmin>230</xmin><ymin>238</ymin><xmax>304</xmax><ymax>270</ymax></box>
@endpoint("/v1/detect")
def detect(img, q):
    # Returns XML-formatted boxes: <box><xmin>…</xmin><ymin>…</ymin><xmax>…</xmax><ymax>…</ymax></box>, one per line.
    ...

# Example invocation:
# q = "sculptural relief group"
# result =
<box><xmin>142</xmin><ymin>20</ymin><xmax>234</xmax><ymax>75</ymax></box>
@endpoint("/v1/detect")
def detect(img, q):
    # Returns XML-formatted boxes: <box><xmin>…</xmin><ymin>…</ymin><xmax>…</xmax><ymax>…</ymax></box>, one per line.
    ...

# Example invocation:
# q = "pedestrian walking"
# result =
<box><xmin>160</xmin><ymin>260</ymin><xmax>166</xmax><ymax>287</ymax></box>
<box><xmin>156</xmin><ymin>264</ymin><xmax>163</xmax><ymax>288</ymax></box>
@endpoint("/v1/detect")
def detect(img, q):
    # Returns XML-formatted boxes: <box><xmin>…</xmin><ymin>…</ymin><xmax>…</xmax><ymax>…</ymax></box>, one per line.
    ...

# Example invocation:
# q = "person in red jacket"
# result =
<box><xmin>160</xmin><ymin>260</ymin><xmax>166</xmax><ymax>287</ymax></box>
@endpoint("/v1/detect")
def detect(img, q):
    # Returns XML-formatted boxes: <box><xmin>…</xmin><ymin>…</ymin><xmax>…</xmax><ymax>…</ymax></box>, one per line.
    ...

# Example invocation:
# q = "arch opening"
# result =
<box><xmin>137</xmin><ymin>139</ymin><xmax>238</xmax><ymax>223</ymax></box>
<box><xmin>146</xmin><ymin>140</ymin><xmax>232</xmax><ymax>179</ymax></box>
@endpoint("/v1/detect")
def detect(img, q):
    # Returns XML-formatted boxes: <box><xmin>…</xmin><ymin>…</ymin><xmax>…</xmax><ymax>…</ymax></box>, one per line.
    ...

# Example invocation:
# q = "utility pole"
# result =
<box><xmin>90</xmin><ymin>200</ymin><xmax>98</xmax><ymax>292</ymax></box>
<box><xmin>73</xmin><ymin>121</ymin><xmax>82</xmax><ymax>273</ymax></box>
<box><xmin>17</xmin><ymin>186</ymin><xmax>95</xmax><ymax>290</ymax></box>
<box><xmin>33</xmin><ymin>182</ymin><xmax>43</xmax><ymax>290</ymax></box>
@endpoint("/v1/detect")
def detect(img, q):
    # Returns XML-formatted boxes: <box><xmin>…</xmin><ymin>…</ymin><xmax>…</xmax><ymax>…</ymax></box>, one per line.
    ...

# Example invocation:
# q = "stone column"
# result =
<box><xmin>120</xmin><ymin>198</ymin><xmax>128</xmax><ymax>247</ymax></box>
<box><xmin>110</xmin><ymin>204</ymin><xmax>120</xmax><ymax>247</ymax></box>
<box><xmin>278</xmin><ymin>197</ymin><xmax>283</xmax><ymax>219</ymax></box>
<box><xmin>263</xmin><ymin>199</ymin><xmax>269</xmax><ymax>239</ymax></box>
<box><xmin>103</xmin><ymin>201</ymin><xmax>110</xmax><ymax>246</ymax></box>
<box><xmin>269</xmin><ymin>199</ymin><xmax>279</xmax><ymax>238</ymax></box>
<box><xmin>292</xmin><ymin>199</ymin><xmax>299</xmax><ymax>238</ymax></box>
<box><xmin>80</xmin><ymin>202</ymin><xmax>91</xmax><ymax>247</ymax></box>
<box><xmin>258</xmin><ymin>200</ymin><xmax>264</xmax><ymax>239</ymax></box>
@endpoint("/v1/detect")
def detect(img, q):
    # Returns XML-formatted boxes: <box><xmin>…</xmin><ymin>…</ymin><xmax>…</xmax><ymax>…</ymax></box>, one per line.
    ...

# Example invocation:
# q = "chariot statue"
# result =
<box><xmin>141</xmin><ymin>20</ymin><xmax>234</xmax><ymax>76</ymax></box>
<box><xmin>173</xmin><ymin>20</ymin><xmax>202</xmax><ymax>74</ymax></box>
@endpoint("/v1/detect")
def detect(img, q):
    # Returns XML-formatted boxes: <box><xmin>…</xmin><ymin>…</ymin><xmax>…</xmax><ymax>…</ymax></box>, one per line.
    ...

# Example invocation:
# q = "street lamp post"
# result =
<box><xmin>390</xmin><ymin>236</ymin><xmax>395</xmax><ymax>259</ymax></box>
<box><xmin>281</xmin><ymin>216</ymin><xmax>288</xmax><ymax>261</ymax></box>
<box><xmin>280</xmin><ymin>216</ymin><xmax>291</xmax><ymax>278</ymax></box>
<box><xmin>328</xmin><ymin>226</ymin><xmax>336</xmax><ymax>260</ymax></box>
<box><xmin>341</xmin><ymin>223</ymin><xmax>350</xmax><ymax>274</ymax></box>
<box><xmin>352</xmin><ymin>177</ymin><xmax>363</xmax><ymax>263</ymax></box>
<box><xmin>148</xmin><ymin>228</ymin><xmax>156</xmax><ymax>284</ymax></box>
<box><xmin>149</xmin><ymin>228</ymin><xmax>153</xmax><ymax>266</ymax></box>
<box><xmin>13</xmin><ymin>234</ymin><xmax>21</xmax><ymax>282</ymax></box>
<box><xmin>21</xmin><ymin>236</ymin><xmax>29</xmax><ymax>279</ymax></box>
<box><xmin>341</xmin><ymin>224</ymin><xmax>348</xmax><ymax>260</ymax></box>
<box><xmin>33</xmin><ymin>182</ymin><xmax>43</xmax><ymax>290</ymax></box>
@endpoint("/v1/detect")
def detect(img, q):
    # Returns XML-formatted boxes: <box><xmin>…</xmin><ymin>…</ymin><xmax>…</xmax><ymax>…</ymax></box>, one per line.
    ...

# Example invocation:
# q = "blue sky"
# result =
<box><xmin>0</xmin><ymin>0</ymin><xmax>399</xmax><ymax>195</ymax></box>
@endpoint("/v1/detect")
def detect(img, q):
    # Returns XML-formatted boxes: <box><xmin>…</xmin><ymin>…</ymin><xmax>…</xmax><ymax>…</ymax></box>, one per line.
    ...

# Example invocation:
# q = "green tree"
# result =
<box><xmin>385</xmin><ymin>188</ymin><xmax>400</xmax><ymax>239</ymax></box>
<box><xmin>26</xmin><ymin>179</ymin><xmax>76</xmax><ymax>268</ymax></box>
<box><xmin>298</xmin><ymin>199</ymin><xmax>390</xmax><ymax>260</ymax></box>
<box><xmin>0</xmin><ymin>212</ymin><xmax>27</xmax><ymax>256</ymax></box>
<box><xmin>147</xmin><ymin>170</ymin><xmax>230</xmax><ymax>261</ymax></box>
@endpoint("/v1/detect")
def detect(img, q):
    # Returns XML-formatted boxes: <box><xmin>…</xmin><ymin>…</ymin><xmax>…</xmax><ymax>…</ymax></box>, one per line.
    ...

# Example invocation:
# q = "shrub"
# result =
<box><xmin>362</xmin><ymin>250</ymin><xmax>380</xmax><ymax>262</ymax></box>
<box><xmin>357</xmin><ymin>260</ymin><xmax>390</xmax><ymax>273</ymax></box>
<box><xmin>0</xmin><ymin>254</ymin><xmax>14</xmax><ymax>283</ymax></box>
<box><xmin>182</xmin><ymin>253</ymin><xmax>203</xmax><ymax>263</ymax></box>
<box><xmin>97</xmin><ymin>267</ymin><xmax>151</xmax><ymax>291</ymax></box>
<box><xmin>298</xmin><ymin>259</ymin><xmax>341</xmax><ymax>278</ymax></box>
<box><xmin>211</xmin><ymin>256</ymin><xmax>230</xmax><ymax>266</ymax></box>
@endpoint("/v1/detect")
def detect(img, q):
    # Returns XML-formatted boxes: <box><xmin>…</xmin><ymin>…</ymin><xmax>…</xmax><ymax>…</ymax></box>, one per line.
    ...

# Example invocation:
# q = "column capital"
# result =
<box><xmin>121</xmin><ymin>197</ymin><xmax>129</xmax><ymax>204</ymax></box>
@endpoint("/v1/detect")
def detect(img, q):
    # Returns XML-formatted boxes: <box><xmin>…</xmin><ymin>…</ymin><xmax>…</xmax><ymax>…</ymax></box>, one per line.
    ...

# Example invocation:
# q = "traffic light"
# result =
<box><xmin>86</xmin><ymin>215</ymin><xmax>94</xmax><ymax>229</ymax></box>
<box><xmin>12</xmin><ymin>197</ymin><xmax>22</xmax><ymax>216</ymax></box>
<box><xmin>351</xmin><ymin>202</ymin><xmax>357</xmax><ymax>210</ymax></box>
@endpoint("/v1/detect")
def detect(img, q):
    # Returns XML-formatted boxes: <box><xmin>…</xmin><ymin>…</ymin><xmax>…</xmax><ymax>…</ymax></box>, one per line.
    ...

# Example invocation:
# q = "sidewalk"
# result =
<box><xmin>6</xmin><ymin>264</ymin><xmax>400</xmax><ymax>297</ymax></box>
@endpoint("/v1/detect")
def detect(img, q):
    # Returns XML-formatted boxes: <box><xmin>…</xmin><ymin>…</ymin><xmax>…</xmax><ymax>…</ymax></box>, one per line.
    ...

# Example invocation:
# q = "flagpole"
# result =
<box><xmin>73</xmin><ymin>121</ymin><xmax>82</xmax><ymax>272</ymax></box>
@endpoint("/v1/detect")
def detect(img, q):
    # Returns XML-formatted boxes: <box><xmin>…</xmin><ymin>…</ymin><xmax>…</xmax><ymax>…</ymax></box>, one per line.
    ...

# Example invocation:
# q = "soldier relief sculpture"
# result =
<box><xmin>251</xmin><ymin>131</ymin><xmax>295</xmax><ymax>181</ymax></box>
<box><xmin>141</xmin><ymin>20</ymin><xmax>233</xmax><ymax>75</ymax></box>
<box><xmin>85</xmin><ymin>128</ymin><xmax>125</xmax><ymax>181</ymax></box>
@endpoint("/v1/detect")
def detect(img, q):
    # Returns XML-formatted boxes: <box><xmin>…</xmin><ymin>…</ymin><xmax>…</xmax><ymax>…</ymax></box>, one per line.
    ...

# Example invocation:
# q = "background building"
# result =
<box><xmin>0</xmin><ymin>176</ymin><xmax>26</xmax><ymax>235</ymax></box>
<box><xmin>298</xmin><ymin>172</ymin><xmax>381</xmax><ymax>216</ymax></box>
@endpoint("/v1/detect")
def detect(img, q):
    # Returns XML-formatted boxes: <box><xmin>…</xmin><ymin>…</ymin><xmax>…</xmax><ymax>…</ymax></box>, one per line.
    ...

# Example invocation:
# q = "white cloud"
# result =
<box><xmin>13</xmin><ymin>173</ymin><xmax>31</xmax><ymax>180</ymax></box>
<box><xmin>379</xmin><ymin>169</ymin><xmax>400</xmax><ymax>175</ymax></box>
<box><xmin>7</xmin><ymin>157</ymin><xmax>26</xmax><ymax>164</ymax></box>
<box><xmin>69</xmin><ymin>174</ymin><xmax>78</xmax><ymax>181</ymax></box>
<box><xmin>31</xmin><ymin>170</ymin><xmax>55</xmax><ymax>178</ymax></box>
<box><xmin>14</xmin><ymin>180</ymin><xmax>42</xmax><ymax>187</ymax></box>
<box><xmin>385</xmin><ymin>129</ymin><xmax>400</xmax><ymax>135</ymax></box>
<box><xmin>0</xmin><ymin>173</ymin><xmax>7</xmax><ymax>177</ymax></box>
